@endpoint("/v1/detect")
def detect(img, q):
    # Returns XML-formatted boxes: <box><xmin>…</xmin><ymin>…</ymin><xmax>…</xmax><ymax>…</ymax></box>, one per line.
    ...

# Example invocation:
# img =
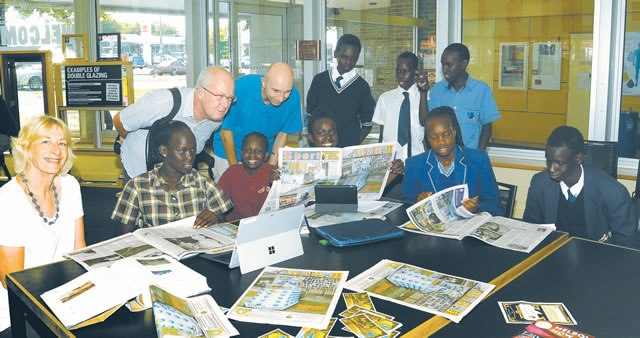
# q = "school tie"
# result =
<box><xmin>567</xmin><ymin>190</ymin><xmax>577</xmax><ymax>202</ymax></box>
<box><xmin>335</xmin><ymin>75</ymin><xmax>343</xmax><ymax>89</ymax></box>
<box><xmin>398</xmin><ymin>91</ymin><xmax>411</xmax><ymax>157</ymax></box>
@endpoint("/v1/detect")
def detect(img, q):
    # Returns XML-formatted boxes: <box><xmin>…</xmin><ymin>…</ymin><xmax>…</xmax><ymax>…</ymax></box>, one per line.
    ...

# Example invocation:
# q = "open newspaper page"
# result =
<box><xmin>466</xmin><ymin>217</ymin><xmax>555</xmax><ymax>253</ymax></box>
<box><xmin>134</xmin><ymin>217</ymin><xmax>238</xmax><ymax>260</ymax></box>
<box><xmin>336</xmin><ymin>142</ymin><xmax>395</xmax><ymax>200</ymax></box>
<box><xmin>65</xmin><ymin>233</ymin><xmax>165</xmax><ymax>270</ymax></box>
<box><xmin>227</xmin><ymin>267</ymin><xmax>348</xmax><ymax>329</ymax></box>
<box><xmin>108</xmin><ymin>255</ymin><xmax>210</xmax><ymax>311</ymax></box>
<box><xmin>261</xmin><ymin>147</ymin><xmax>342</xmax><ymax>213</ymax></box>
<box><xmin>344</xmin><ymin>259</ymin><xmax>494</xmax><ymax>323</ymax></box>
<box><xmin>402</xmin><ymin>184</ymin><xmax>488</xmax><ymax>240</ymax></box>
<box><xmin>304</xmin><ymin>201</ymin><xmax>403</xmax><ymax>228</ymax></box>
<box><xmin>150</xmin><ymin>285</ymin><xmax>239</xmax><ymax>338</ymax></box>
<box><xmin>41</xmin><ymin>266</ymin><xmax>137</xmax><ymax>329</ymax></box>
<box><xmin>65</xmin><ymin>217</ymin><xmax>238</xmax><ymax>269</ymax></box>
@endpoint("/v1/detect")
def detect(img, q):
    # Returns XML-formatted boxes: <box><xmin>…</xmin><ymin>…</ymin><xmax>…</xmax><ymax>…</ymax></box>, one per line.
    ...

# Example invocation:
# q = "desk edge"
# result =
<box><xmin>402</xmin><ymin>233</ymin><xmax>571</xmax><ymax>338</ymax></box>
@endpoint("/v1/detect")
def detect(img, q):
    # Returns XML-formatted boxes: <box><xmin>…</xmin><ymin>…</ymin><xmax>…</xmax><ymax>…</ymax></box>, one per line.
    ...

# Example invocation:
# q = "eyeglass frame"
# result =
<box><xmin>200</xmin><ymin>86</ymin><xmax>237</xmax><ymax>104</ymax></box>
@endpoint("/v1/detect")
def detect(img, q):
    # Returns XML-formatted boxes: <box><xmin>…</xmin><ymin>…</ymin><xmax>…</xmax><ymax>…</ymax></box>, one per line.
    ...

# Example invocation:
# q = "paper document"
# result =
<box><xmin>344</xmin><ymin>259</ymin><xmax>495</xmax><ymax>323</ymax></box>
<box><xmin>227</xmin><ymin>267</ymin><xmax>348</xmax><ymax>329</ymax></box>
<box><xmin>402</xmin><ymin>184</ymin><xmax>555</xmax><ymax>253</ymax></box>
<box><xmin>66</xmin><ymin>218</ymin><xmax>238</xmax><ymax>269</ymax></box>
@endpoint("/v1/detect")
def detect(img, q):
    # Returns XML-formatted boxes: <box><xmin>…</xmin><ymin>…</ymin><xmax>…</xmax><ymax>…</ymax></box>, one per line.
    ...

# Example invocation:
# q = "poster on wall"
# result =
<box><xmin>623</xmin><ymin>32</ymin><xmax>640</xmax><ymax>96</ymax></box>
<box><xmin>64</xmin><ymin>65</ymin><xmax>123</xmax><ymax>107</ymax></box>
<box><xmin>499</xmin><ymin>42</ymin><xmax>528</xmax><ymax>90</ymax></box>
<box><xmin>532</xmin><ymin>42</ymin><xmax>562</xmax><ymax>90</ymax></box>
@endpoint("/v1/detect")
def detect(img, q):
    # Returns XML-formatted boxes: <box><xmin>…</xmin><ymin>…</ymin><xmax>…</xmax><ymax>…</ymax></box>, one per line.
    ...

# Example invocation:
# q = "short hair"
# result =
<box><xmin>335</xmin><ymin>34</ymin><xmax>361</xmax><ymax>54</ymax></box>
<box><xmin>397</xmin><ymin>51</ymin><xmax>419</xmax><ymax>70</ymax></box>
<box><xmin>424</xmin><ymin>106</ymin><xmax>465</xmax><ymax>149</ymax></box>
<box><xmin>546</xmin><ymin>126</ymin><xmax>585</xmax><ymax>155</ymax></box>
<box><xmin>307</xmin><ymin>106</ymin><xmax>338</xmax><ymax>133</ymax></box>
<box><xmin>11</xmin><ymin>115</ymin><xmax>76</xmax><ymax>175</ymax></box>
<box><xmin>195</xmin><ymin>66</ymin><xmax>228</xmax><ymax>88</ymax></box>
<box><xmin>444</xmin><ymin>43</ymin><xmax>470</xmax><ymax>62</ymax></box>
<box><xmin>146</xmin><ymin>119</ymin><xmax>193</xmax><ymax>169</ymax></box>
<box><xmin>242</xmin><ymin>132</ymin><xmax>268</xmax><ymax>151</ymax></box>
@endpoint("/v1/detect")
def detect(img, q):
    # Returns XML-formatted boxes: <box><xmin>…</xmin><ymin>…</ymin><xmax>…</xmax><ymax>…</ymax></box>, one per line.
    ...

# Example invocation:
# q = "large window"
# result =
<box><xmin>98</xmin><ymin>0</ymin><xmax>187</xmax><ymax>101</ymax></box>
<box><xmin>462</xmin><ymin>0</ymin><xmax>595</xmax><ymax>150</ymax></box>
<box><xmin>0</xmin><ymin>0</ymin><xmax>74</xmax><ymax>126</ymax></box>
<box><xmin>620</xmin><ymin>0</ymin><xmax>640</xmax><ymax>159</ymax></box>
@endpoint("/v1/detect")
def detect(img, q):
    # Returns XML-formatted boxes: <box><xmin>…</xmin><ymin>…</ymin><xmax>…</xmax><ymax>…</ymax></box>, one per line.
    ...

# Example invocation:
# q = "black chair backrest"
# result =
<box><xmin>583</xmin><ymin>140</ymin><xmax>618</xmax><ymax>179</ymax></box>
<box><xmin>497</xmin><ymin>182</ymin><xmax>517</xmax><ymax>218</ymax></box>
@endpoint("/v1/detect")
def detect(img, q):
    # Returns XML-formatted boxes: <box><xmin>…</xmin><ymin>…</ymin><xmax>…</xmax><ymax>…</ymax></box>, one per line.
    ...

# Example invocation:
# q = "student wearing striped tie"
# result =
<box><xmin>306</xmin><ymin>34</ymin><xmax>375</xmax><ymax>147</ymax></box>
<box><xmin>524</xmin><ymin>126</ymin><xmax>640</xmax><ymax>248</ymax></box>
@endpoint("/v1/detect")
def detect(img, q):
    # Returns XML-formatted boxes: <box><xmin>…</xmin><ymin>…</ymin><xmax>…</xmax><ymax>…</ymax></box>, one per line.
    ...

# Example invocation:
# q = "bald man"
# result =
<box><xmin>212</xmin><ymin>62</ymin><xmax>302</xmax><ymax>181</ymax></box>
<box><xmin>114</xmin><ymin>66</ymin><xmax>235</xmax><ymax>178</ymax></box>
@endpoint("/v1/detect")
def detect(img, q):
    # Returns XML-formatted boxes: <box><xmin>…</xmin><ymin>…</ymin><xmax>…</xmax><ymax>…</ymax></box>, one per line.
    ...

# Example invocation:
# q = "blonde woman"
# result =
<box><xmin>0</xmin><ymin>116</ymin><xmax>86</xmax><ymax>334</ymax></box>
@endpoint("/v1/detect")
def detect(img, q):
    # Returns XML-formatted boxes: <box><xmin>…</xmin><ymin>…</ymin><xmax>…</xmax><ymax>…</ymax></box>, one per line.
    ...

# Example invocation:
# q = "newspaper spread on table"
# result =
<box><xmin>65</xmin><ymin>217</ymin><xmax>238</xmax><ymax>270</ymax></box>
<box><xmin>227</xmin><ymin>267</ymin><xmax>348</xmax><ymax>329</ymax></box>
<box><xmin>150</xmin><ymin>285</ymin><xmax>239</xmax><ymax>338</ymax></box>
<box><xmin>260</xmin><ymin>143</ymin><xmax>395</xmax><ymax>213</ymax></box>
<box><xmin>344</xmin><ymin>259</ymin><xmax>495</xmax><ymax>323</ymax></box>
<box><xmin>304</xmin><ymin>201</ymin><xmax>403</xmax><ymax>228</ymax></box>
<box><xmin>401</xmin><ymin>184</ymin><xmax>555</xmax><ymax>253</ymax></box>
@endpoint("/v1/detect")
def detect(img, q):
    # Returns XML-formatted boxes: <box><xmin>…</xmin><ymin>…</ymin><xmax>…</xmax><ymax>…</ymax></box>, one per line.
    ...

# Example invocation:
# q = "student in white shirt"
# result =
<box><xmin>373</xmin><ymin>52</ymin><xmax>426</xmax><ymax>161</ymax></box>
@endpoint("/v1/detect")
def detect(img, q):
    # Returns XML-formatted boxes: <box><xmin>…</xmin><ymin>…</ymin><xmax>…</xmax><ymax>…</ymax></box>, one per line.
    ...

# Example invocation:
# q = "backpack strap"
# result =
<box><xmin>145</xmin><ymin>88</ymin><xmax>183</xmax><ymax>171</ymax></box>
<box><xmin>164</xmin><ymin>87</ymin><xmax>182</xmax><ymax>121</ymax></box>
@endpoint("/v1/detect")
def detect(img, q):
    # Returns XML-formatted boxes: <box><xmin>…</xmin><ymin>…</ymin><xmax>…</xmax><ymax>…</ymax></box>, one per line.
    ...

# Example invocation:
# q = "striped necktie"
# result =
<box><xmin>335</xmin><ymin>75</ymin><xmax>343</xmax><ymax>89</ymax></box>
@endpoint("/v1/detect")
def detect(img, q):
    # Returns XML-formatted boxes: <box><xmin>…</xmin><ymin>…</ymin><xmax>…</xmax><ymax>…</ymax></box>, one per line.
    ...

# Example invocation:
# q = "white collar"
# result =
<box><xmin>331</xmin><ymin>67</ymin><xmax>357</xmax><ymax>83</ymax></box>
<box><xmin>559</xmin><ymin>165</ymin><xmax>584</xmax><ymax>200</ymax></box>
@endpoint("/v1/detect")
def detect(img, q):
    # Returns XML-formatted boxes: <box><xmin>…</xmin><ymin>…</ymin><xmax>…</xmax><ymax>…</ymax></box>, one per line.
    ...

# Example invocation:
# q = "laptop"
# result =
<box><xmin>201</xmin><ymin>204</ymin><xmax>305</xmax><ymax>274</ymax></box>
<box><xmin>314</xmin><ymin>185</ymin><xmax>358</xmax><ymax>213</ymax></box>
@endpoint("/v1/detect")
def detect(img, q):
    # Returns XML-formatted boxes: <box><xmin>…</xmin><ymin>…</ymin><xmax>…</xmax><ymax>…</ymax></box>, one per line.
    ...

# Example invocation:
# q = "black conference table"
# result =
<box><xmin>430</xmin><ymin>237</ymin><xmax>640</xmax><ymax>337</ymax></box>
<box><xmin>7</xmin><ymin>205</ymin><xmax>568</xmax><ymax>337</ymax></box>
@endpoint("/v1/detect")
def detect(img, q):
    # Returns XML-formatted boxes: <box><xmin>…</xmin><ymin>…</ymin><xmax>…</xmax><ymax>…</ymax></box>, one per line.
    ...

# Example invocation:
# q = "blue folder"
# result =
<box><xmin>313</xmin><ymin>219</ymin><xmax>404</xmax><ymax>247</ymax></box>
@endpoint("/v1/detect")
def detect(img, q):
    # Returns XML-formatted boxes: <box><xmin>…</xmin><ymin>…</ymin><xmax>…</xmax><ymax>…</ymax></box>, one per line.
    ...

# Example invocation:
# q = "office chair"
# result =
<box><xmin>583</xmin><ymin>140</ymin><xmax>618</xmax><ymax>179</ymax></box>
<box><xmin>497</xmin><ymin>182</ymin><xmax>517</xmax><ymax>218</ymax></box>
<box><xmin>195</xmin><ymin>150</ymin><xmax>215</xmax><ymax>180</ymax></box>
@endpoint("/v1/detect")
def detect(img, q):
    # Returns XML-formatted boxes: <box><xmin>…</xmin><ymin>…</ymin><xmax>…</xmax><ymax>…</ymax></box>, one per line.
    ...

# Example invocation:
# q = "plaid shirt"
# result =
<box><xmin>111</xmin><ymin>164</ymin><xmax>233</xmax><ymax>228</ymax></box>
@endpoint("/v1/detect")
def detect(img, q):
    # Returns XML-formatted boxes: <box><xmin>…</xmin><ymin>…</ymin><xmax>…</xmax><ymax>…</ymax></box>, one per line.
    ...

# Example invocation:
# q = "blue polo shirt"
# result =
<box><xmin>427</xmin><ymin>75</ymin><xmax>500</xmax><ymax>149</ymax></box>
<box><xmin>213</xmin><ymin>74</ymin><xmax>302</xmax><ymax>160</ymax></box>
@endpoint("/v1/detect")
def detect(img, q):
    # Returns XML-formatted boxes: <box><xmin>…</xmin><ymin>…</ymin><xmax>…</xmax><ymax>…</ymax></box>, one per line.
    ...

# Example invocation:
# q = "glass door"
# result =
<box><xmin>1</xmin><ymin>53</ymin><xmax>50</xmax><ymax>129</ymax></box>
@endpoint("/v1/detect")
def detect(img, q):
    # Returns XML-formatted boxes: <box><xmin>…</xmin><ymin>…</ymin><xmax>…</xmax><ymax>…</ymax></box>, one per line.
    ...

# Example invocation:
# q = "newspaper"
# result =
<box><xmin>227</xmin><ymin>267</ymin><xmax>348</xmax><ymax>329</ymax></box>
<box><xmin>344</xmin><ymin>259</ymin><xmax>495</xmax><ymax>323</ymax></box>
<box><xmin>41</xmin><ymin>255</ymin><xmax>211</xmax><ymax>329</ymax></box>
<box><xmin>150</xmin><ymin>285</ymin><xmax>239</xmax><ymax>338</ymax></box>
<box><xmin>261</xmin><ymin>143</ymin><xmax>396</xmax><ymax>213</ymax></box>
<box><xmin>66</xmin><ymin>217</ymin><xmax>238</xmax><ymax>270</ymax></box>
<box><xmin>402</xmin><ymin>184</ymin><xmax>555</xmax><ymax>253</ymax></box>
<box><xmin>498</xmin><ymin>301</ymin><xmax>577</xmax><ymax>325</ymax></box>
<box><xmin>304</xmin><ymin>201</ymin><xmax>403</xmax><ymax>228</ymax></box>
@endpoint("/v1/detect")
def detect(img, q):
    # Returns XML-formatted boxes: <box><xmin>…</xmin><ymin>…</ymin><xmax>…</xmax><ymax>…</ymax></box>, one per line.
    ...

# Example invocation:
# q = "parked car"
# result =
<box><xmin>16</xmin><ymin>66</ymin><xmax>42</xmax><ymax>90</ymax></box>
<box><xmin>131</xmin><ymin>56</ymin><xmax>145</xmax><ymax>69</ymax></box>
<box><xmin>152</xmin><ymin>60</ymin><xmax>186</xmax><ymax>76</ymax></box>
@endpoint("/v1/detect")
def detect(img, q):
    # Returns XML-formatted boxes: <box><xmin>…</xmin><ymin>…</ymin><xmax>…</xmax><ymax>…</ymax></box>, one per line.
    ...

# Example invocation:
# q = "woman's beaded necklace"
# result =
<box><xmin>21</xmin><ymin>174</ymin><xmax>59</xmax><ymax>225</ymax></box>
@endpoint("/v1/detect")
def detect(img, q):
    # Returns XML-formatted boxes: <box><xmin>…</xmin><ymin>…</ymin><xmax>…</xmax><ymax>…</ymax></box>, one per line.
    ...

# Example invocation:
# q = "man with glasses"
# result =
<box><xmin>212</xmin><ymin>62</ymin><xmax>302</xmax><ymax>181</ymax></box>
<box><xmin>114</xmin><ymin>66</ymin><xmax>235</xmax><ymax>179</ymax></box>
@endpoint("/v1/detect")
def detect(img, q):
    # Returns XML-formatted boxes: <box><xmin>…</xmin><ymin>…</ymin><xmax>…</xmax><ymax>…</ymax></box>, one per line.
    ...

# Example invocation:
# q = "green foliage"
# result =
<box><xmin>151</xmin><ymin>23</ymin><xmax>178</xmax><ymax>36</ymax></box>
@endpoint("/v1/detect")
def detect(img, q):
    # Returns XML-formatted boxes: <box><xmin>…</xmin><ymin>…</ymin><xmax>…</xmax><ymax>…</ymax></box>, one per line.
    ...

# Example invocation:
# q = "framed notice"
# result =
<box><xmin>499</xmin><ymin>42</ymin><xmax>528</xmax><ymax>90</ymax></box>
<box><xmin>532</xmin><ymin>42</ymin><xmax>562</xmax><ymax>90</ymax></box>
<box><xmin>62</xmin><ymin>34</ymin><xmax>87</xmax><ymax>60</ymax></box>
<box><xmin>296</xmin><ymin>40</ymin><xmax>321</xmax><ymax>60</ymax></box>
<box><xmin>97</xmin><ymin>33</ymin><xmax>121</xmax><ymax>61</ymax></box>
<box><xmin>64</xmin><ymin>65</ymin><xmax>123</xmax><ymax>107</ymax></box>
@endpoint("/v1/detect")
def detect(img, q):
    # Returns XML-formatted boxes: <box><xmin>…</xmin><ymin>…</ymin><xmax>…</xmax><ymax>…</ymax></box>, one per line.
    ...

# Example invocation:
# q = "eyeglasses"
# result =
<box><xmin>200</xmin><ymin>87</ymin><xmax>236</xmax><ymax>104</ymax></box>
